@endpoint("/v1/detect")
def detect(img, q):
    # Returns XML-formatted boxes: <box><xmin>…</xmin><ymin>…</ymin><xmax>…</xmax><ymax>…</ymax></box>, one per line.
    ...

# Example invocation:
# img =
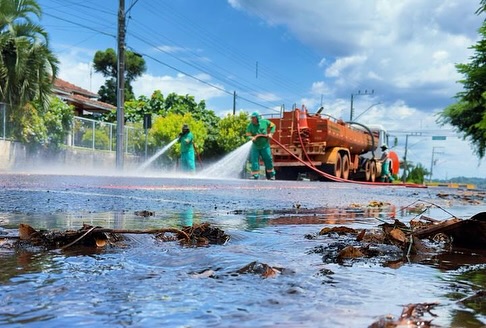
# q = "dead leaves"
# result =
<box><xmin>179</xmin><ymin>222</ymin><xmax>230</xmax><ymax>246</ymax></box>
<box><xmin>237</xmin><ymin>261</ymin><xmax>283</xmax><ymax>278</ymax></box>
<box><xmin>370</xmin><ymin>302</ymin><xmax>440</xmax><ymax>328</ymax></box>
<box><xmin>16</xmin><ymin>223</ymin><xmax>124</xmax><ymax>250</ymax></box>
<box><xmin>12</xmin><ymin>222</ymin><xmax>232</xmax><ymax>251</ymax></box>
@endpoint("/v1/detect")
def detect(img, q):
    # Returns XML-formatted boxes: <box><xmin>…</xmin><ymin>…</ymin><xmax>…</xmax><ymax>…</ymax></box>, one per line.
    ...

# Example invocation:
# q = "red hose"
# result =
<box><xmin>193</xmin><ymin>144</ymin><xmax>203</xmax><ymax>168</ymax></box>
<box><xmin>270</xmin><ymin>136</ymin><xmax>425</xmax><ymax>188</ymax></box>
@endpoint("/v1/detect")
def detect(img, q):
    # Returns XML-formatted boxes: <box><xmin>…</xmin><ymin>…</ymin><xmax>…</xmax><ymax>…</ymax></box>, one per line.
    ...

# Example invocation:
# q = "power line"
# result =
<box><xmin>41</xmin><ymin>1</ymin><xmax>313</xmax><ymax>113</ymax></box>
<box><xmin>133</xmin><ymin>2</ymin><xmax>311</xmax><ymax>105</ymax></box>
<box><xmin>132</xmin><ymin>49</ymin><xmax>278</xmax><ymax>112</ymax></box>
<box><xmin>127</xmin><ymin>29</ymin><xmax>281</xmax><ymax>110</ymax></box>
<box><xmin>44</xmin><ymin>13</ymin><xmax>116</xmax><ymax>39</ymax></box>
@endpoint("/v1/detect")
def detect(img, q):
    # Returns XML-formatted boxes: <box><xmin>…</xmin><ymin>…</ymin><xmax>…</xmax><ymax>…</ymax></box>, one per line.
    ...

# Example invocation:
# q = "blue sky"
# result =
<box><xmin>37</xmin><ymin>0</ymin><xmax>486</xmax><ymax>180</ymax></box>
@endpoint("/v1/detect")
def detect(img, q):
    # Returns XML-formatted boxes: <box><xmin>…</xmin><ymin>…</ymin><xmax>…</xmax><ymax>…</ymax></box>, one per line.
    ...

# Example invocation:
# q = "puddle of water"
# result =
<box><xmin>1</xmin><ymin>205</ymin><xmax>486</xmax><ymax>327</ymax></box>
<box><xmin>1</xmin><ymin>174</ymin><xmax>486</xmax><ymax>327</ymax></box>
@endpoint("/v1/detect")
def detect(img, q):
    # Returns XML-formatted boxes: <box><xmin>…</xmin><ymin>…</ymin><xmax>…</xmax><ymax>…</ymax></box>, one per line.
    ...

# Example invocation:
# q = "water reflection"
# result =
<box><xmin>180</xmin><ymin>207</ymin><xmax>195</xmax><ymax>227</ymax></box>
<box><xmin>2</xmin><ymin>203</ymin><xmax>486</xmax><ymax>326</ymax></box>
<box><xmin>0</xmin><ymin>251</ymin><xmax>55</xmax><ymax>283</ymax></box>
<box><xmin>241</xmin><ymin>205</ymin><xmax>398</xmax><ymax>230</ymax></box>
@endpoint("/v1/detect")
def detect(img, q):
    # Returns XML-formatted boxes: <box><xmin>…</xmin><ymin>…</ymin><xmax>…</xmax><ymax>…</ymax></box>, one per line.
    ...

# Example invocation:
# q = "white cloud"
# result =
<box><xmin>57</xmin><ymin>47</ymin><xmax>104</xmax><ymax>94</ymax></box>
<box><xmin>253</xmin><ymin>92</ymin><xmax>280</xmax><ymax>102</ymax></box>
<box><xmin>227</xmin><ymin>0</ymin><xmax>486</xmax><ymax>178</ymax></box>
<box><xmin>325</xmin><ymin>55</ymin><xmax>367</xmax><ymax>78</ymax></box>
<box><xmin>57</xmin><ymin>49</ymin><xmax>227</xmax><ymax>104</ymax></box>
<box><xmin>155</xmin><ymin>45</ymin><xmax>186</xmax><ymax>53</ymax></box>
<box><xmin>132</xmin><ymin>73</ymin><xmax>226</xmax><ymax>101</ymax></box>
<box><xmin>231</xmin><ymin>0</ymin><xmax>481</xmax><ymax>109</ymax></box>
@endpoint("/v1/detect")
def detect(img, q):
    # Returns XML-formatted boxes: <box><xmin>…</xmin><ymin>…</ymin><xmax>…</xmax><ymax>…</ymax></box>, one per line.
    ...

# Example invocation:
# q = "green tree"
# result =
<box><xmin>93</xmin><ymin>48</ymin><xmax>146</xmax><ymax>105</ymax></box>
<box><xmin>149</xmin><ymin>113</ymin><xmax>207</xmax><ymax>167</ymax></box>
<box><xmin>0</xmin><ymin>0</ymin><xmax>59</xmax><ymax>139</ymax></box>
<box><xmin>13</xmin><ymin>102</ymin><xmax>46</xmax><ymax>146</ymax></box>
<box><xmin>12</xmin><ymin>96</ymin><xmax>72</xmax><ymax>150</ymax></box>
<box><xmin>399</xmin><ymin>158</ymin><xmax>415</xmax><ymax>182</ymax></box>
<box><xmin>406</xmin><ymin>163</ymin><xmax>429</xmax><ymax>184</ymax></box>
<box><xmin>81</xmin><ymin>128</ymin><xmax>110</xmax><ymax>150</ymax></box>
<box><xmin>216</xmin><ymin>112</ymin><xmax>249</xmax><ymax>152</ymax></box>
<box><xmin>438</xmin><ymin>1</ymin><xmax>486</xmax><ymax>158</ymax></box>
<box><xmin>42</xmin><ymin>96</ymin><xmax>73</xmax><ymax>149</ymax></box>
<box><xmin>102</xmin><ymin>91</ymin><xmax>222</xmax><ymax>160</ymax></box>
<box><xmin>157</xmin><ymin>93</ymin><xmax>220</xmax><ymax>158</ymax></box>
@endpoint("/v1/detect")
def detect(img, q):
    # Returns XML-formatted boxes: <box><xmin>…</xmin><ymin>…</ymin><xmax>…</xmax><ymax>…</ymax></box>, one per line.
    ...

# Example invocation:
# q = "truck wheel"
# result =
<box><xmin>322</xmin><ymin>156</ymin><xmax>342</xmax><ymax>179</ymax></box>
<box><xmin>369</xmin><ymin>161</ymin><xmax>377</xmax><ymax>182</ymax></box>
<box><xmin>341</xmin><ymin>154</ymin><xmax>350</xmax><ymax>180</ymax></box>
<box><xmin>364</xmin><ymin>160</ymin><xmax>371</xmax><ymax>181</ymax></box>
<box><xmin>334</xmin><ymin>155</ymin><xmax>343</xmax><ymax>178</ymax></box>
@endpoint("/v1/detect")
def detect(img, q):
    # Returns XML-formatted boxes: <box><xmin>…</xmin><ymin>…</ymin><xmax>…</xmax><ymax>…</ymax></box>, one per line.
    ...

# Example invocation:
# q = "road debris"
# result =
<box><xmin>2</xmin><ymin>222</ymin><xmax>230</xmax><ymax>250</ymax></box>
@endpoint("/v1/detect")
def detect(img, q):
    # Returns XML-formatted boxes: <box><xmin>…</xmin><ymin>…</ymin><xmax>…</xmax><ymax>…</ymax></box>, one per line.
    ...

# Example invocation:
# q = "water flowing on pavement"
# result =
<box><xmin>0</xmin><ymin>174</ymin><xmax>485</xmax><ymax>327</ymax></box>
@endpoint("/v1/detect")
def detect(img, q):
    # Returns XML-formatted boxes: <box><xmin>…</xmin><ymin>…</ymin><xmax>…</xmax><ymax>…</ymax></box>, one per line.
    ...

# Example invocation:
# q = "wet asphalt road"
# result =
<box><xmin>2</xmin><ymin>173</ymin><xmax>486</xmax><ymax>328</ymax></box>
<box><xmin>0</xmin><ymin>173</ymin><xmax>469</xmax><ymax>217</ymax></box>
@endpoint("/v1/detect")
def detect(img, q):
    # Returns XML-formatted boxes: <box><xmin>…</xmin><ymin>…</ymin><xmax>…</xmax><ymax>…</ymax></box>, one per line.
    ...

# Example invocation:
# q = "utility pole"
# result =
<box><xmin>116</xmin><ymin>0</ymin><xmax>126</xmax><ymax>170</ymax></box>
<box><xmin>350</xmin><ymin>89</ymin><xmax>374</xmax><ymax>121</ymax></box>
<box><xmin>233</xmin><ymin>91</ymin><xmax>236</xmax><ymax>115</ymax></box>
<box><xmin>429</xmin><ymin>147</ymin><xmax>444</xmax><ymax>182</ymax></box>
<box><xmin>402</xmin><ymin>132</ymin><xmax>422</xmax><ymax>182</ymax></box>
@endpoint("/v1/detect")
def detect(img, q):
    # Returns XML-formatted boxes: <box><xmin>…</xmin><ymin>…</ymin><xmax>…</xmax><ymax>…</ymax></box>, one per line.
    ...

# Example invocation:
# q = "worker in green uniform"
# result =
<box><xmin>379</xmin><ymin>144</ymin><xmax>393</xmax><ymax>183</ymax></box>
<box><xmin>178</xmin><ymin>124</ymin><xmax>196</xmax><ymax>173</ymax></box>
<box><xmin>245</xmin><ymin>112</ymin><xmax>276</xmax><ymax>180</ymax></box>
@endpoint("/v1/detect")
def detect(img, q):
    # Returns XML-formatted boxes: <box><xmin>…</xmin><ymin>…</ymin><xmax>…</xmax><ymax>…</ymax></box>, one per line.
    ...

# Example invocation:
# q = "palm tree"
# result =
<box><xmin>0</xmin><ymin>0</ymin><xmax>59</xmax><ymax>138</ymax></box>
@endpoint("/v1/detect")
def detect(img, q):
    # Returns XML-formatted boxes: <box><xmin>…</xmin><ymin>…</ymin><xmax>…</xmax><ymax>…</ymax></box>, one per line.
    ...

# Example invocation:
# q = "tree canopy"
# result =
<box><xmin>438</xmin><ymin>1</ymin><xmax>486</xmax><ymax>159</ymax></box>
<box><xmin>93</xmin><ymin>48</ymin><xmax>146</xmax><ymax>105</ymax></box>
<box><xmin>0</xmin><ymin>0</ymin><xmax>58</xmax><ymax>110</ymax></box>
<box><xmin>0</xmin><ymin>0</ymin><xmax>60</xmax><ymax>143</ymax></box>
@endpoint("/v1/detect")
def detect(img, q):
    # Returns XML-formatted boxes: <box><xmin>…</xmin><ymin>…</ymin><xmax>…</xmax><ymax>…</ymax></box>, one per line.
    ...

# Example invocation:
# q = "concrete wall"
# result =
<box><xmin>0</xmin><ymin>139</ymin><xmax>142</xmax><ymax>174</ymax></box>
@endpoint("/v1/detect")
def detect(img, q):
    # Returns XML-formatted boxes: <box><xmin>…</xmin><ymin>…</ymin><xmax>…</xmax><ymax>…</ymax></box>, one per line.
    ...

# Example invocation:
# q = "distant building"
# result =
<box><xmin>53</xmin><ymin>78</ymin><xmax>115</xmax><ymax>117</ymax></box>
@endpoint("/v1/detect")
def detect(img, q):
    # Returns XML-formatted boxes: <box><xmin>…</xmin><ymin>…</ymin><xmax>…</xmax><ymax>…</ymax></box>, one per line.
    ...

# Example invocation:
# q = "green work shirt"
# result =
<box><xmin>179</xmin><ymin>131</ymin><xmax>194</xmax><ymax>154</ymax></box>
<box><xmin>246</xmin><ymin>118</ymin><xmax>276</xmax><ymax>149</ymax></box>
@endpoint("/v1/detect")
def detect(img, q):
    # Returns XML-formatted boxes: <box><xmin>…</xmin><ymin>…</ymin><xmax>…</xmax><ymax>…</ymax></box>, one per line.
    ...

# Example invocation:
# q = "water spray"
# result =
<box><xmin>137</xmin><ymin>138</ymin><xmax>178</xmax><ymax>172</ymax></box>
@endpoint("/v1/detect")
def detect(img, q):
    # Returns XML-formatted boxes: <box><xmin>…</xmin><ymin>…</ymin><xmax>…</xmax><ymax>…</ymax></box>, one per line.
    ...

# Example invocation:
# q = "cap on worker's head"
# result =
<box><xmin>250</xmin><ymin>111</ymin><xmax>260</xmax><ymax>118</ymax></box>
<box><xmin>182</xmin><ymin>124</ymin><xmax>189</xmax><ymax>130</ymax></box>
<box><xmin>381</xmin><ymin>144</ymin><xmax>388</xmax><ymax>150</ymax></box>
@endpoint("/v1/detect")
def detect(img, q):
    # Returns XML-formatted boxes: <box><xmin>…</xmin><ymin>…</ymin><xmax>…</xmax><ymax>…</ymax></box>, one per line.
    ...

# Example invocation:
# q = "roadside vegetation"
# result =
<box><xmin>438</xmin><ymin>0</ymin><xmax>486</xmax><ymax>160</ymax></box>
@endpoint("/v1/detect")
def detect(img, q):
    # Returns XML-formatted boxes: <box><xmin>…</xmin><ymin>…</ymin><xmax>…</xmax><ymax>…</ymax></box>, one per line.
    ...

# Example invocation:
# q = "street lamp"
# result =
<box><xmin>350</xmin><ymin>89</ymin><xmax>374</xmax><ymax>121</ymax></box>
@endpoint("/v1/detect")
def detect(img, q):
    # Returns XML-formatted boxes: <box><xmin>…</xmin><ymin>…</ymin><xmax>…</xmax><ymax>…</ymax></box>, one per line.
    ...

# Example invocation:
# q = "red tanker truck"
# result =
<box><xmin>267</xmin><ymin>105</ymin><xmax>400</xmax><ymax>182</ymax></box>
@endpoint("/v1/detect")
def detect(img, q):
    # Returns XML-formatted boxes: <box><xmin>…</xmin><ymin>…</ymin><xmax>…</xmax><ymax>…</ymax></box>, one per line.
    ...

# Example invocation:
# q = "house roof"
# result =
<box><xmin>53</xmin><ymin>78</ymin><xmax>115</xmax><ymax>114</ymax></box>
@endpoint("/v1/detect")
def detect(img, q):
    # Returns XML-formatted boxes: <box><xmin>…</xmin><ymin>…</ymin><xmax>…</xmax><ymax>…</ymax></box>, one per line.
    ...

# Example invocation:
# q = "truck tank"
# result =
<box><xmin>267</xmin><ymin>106</ymin><xmax>388</xmax><ymax>181</ymax></box>
<box><xmin>269</xmin><ymin>107</ymin><xmax>377</xmax><ymax>155</ymax></box>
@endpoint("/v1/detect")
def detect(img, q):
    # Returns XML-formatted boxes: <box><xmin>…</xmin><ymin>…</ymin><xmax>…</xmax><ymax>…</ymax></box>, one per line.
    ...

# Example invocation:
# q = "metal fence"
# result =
<box><xmin>0</xmin><ymin>110</ymin><xmax>141</xmax><ymax>154</ymax></box>
<box><xmin>69</xmin><ymin>116</ymin><xmax>141</xmax><ymax>154</ymax></box>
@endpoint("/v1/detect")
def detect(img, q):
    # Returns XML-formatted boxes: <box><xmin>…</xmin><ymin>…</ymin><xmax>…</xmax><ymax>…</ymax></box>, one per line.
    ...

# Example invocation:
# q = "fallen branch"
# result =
<box><xmin>61</xmin><ymin>226</ymin><xmax>97</xmax><ymax>250</ymax></box>
<box><xmin>82</xmin><ymin>227</ymin><xmax>191</xmax><ymax>243</ymax></box>
<box><xmin>59</xmin><ymin>227</ymin><xmax>191</xmax><ymax>249</ymax></box>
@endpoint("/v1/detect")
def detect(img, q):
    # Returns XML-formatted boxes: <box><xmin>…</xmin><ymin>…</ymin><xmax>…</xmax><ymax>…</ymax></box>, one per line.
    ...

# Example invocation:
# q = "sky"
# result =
<box><xmin>36</xmin><ymin>0</ymin><xmax>486</xmax><ymax>180</ymax></box>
